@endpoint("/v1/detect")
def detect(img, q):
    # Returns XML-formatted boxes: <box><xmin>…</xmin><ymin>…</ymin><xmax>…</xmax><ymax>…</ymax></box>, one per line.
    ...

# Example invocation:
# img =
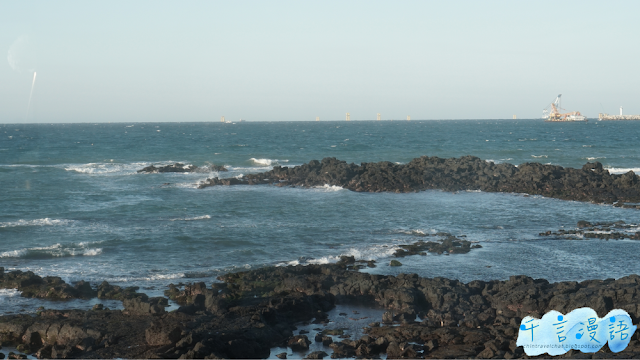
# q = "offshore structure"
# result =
<box><xmin>599</xmin><ymin>106</ymin><xmax>640</xmax><ymax>120</ymax></box>
<box><xmin>542</xmin><ymin>94</ymin><xmax>587</xmax><ymax>122</ymax></box>
<box><xmin>346</xmin><ymin>113</ymin><xmax>350</xmax><ymax>121</ymax></box>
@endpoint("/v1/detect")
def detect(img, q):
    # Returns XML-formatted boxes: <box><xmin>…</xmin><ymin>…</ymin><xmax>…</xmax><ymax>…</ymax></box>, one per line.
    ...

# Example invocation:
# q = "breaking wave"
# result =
<box><xmin>606</xmin><ymin>167</ymin><xmax>640</xmax><ymax>174</ymax></box>
<box><xmin>170</xmin><ymin>215</ymin><xmax>211</xmax><ymax>221</ymax></box>
<box><xmin>105</xmin><ymin>273</ymin><xmax>185</xmax><ymax>282</ymax></box>
<box><xmin>314</xmin><ymin>184</ymin><xmax>345</xmax><ymax>192</ymax></box>
<box><xmin>276</xmin><ymin>243</ymin><xmax>406</xmax><ymax>267</ymax></box>
<box><xmin>0</xmin><ymin>218</ymin><xmax>73</xmax><ymax>228</ymax></box>
<box><xmin>249</xmin><ymin>158</ymin><xmax>288</xmax><ymax>166</ymax></box>
<box><xmin>0</xmin><ymin>289</ymin><xmax>20</xmax><ymax>298</ymax></box>
<box><xmin>0</xmin><ymin>242</ymin><xmax>103</xmax><ymax>258</ymax></box>
<box><xmin>64</xmin><ymin>162</ymin><xmax>149</xmax><ymax>175</ymax></box>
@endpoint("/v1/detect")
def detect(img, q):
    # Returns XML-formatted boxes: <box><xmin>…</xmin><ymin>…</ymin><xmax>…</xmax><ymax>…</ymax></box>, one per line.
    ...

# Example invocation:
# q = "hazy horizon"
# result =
<box><xmin>2</xmin><ymin>1</ymin><xmax>639</xmax><ymax>123</ymax></box>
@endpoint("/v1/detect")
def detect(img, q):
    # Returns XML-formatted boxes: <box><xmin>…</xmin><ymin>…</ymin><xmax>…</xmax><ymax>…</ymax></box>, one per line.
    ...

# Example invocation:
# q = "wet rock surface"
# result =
<box><xmin>197</xmin><ymin>156</ymin><xmax>640</xmax><ymax>206</ymax></box>
<box><xmin>138</xmin><ymin>163</ymin><xmax>227</xmax><ymax>173</ymax></box>
<box><xmin>540</xmin><ymin>220</ymin><xmax>640</xmax><ymax>240</ymax></box>
<box><xmin>2</xmin><ymin>260</ymin><xmax>640</xmax><ymax>358</ymax></box>
<box><xmin>0</xmin><ymin>269</ymin><xmax>146</xmax><ymax>302</ymax></box>
<box><xmin>394</xmin><ymin>234</ymin><xmax>478</xmax><ymax>256</ymax></box>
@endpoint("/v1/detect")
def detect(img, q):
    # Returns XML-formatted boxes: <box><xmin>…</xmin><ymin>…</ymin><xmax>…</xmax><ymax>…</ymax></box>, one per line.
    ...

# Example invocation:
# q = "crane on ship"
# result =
<box><xmin>542</xmin><ymin>94</ymin><xmax>587</xmax><ymax>122</ymax></box>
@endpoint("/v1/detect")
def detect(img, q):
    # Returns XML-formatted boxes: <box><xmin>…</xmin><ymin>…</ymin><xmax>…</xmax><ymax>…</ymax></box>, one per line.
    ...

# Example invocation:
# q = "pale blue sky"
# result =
<box><xmin>1</xmin><ymin>1</ymin><xmax>639</xmax><ymax>122</ymax></box>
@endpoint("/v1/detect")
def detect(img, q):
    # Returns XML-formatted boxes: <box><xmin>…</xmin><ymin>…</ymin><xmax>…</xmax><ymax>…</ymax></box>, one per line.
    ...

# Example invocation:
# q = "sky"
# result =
<box><xmin>1</xmin><ymin>0</ymin><xmax>639</xmax><ymax>123</ymax></box>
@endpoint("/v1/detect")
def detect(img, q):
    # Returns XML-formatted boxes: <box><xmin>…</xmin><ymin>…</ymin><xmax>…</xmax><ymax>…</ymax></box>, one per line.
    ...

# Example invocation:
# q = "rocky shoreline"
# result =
<box><xmin>197</xmin><ymin>156</ymin><xmax>640</xmax><ymax>207</ymax></box>
<box><xmin>2</xmin><ymin>253</ymin><xmax>640</xmax><ymax>359</ymax></box>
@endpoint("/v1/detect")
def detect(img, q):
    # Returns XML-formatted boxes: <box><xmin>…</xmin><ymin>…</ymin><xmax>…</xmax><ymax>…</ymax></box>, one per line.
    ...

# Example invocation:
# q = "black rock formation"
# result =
<box><xmin>198</xmin><ymin>156</ymin><xmax>640</xmax><ymax>206</ymax></box>
<box><xmin>3</xmin><ymin>259</ymin><xmax>640</xmax><ymax>358</ymax></box>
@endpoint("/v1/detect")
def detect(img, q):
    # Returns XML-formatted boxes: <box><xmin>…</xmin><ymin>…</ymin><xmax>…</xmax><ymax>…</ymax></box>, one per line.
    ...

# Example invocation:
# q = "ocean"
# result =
<box><xmin>2</xmin><ymin>120</ymin><xmax>640</xmax><ymax>315</ymax></box>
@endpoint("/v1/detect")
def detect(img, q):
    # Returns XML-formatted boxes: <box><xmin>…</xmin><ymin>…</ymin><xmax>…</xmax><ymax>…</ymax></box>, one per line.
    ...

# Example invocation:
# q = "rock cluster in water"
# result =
<box><xmin>138</xmin><ymin>163</ymin><xmax>227</xmax><ymax>173</ymax></box>
<box><xmin>540</xmin><ymin>220</ymin><xmax>640</xmax><ymax>240</ymax></box>
<box><xmin>3</xmin><ymin>256</ymin><xmax>640</xmax><ymax>358</ymax></box>
<box><xmin>197</xmin><ymin>156</ymin><xmax>640</xmax><ymax>206</ymax></box>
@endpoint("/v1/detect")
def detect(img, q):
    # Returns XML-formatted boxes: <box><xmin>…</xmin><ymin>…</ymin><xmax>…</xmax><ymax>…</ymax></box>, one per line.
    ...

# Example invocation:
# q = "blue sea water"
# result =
<box><xmin>1</xmin><ymin>120</ymin><xmax>640</xmax><ymax>314</ymax></box>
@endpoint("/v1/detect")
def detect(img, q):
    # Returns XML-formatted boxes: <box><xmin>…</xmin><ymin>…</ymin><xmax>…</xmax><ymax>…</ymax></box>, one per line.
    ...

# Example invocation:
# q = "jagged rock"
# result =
<box><xmin>305</xmin><ymin>350</ymin><xmax>328</xmax><ymax>359</ymax></box>
<box><xmin>123</xmin><ymin>296</ymin><xmax>167</xmax><ymax>315</ymax></box>
<box><xmin>197</xmin><ymin>156</ymin><xmax>640</xmax><ymax>206</ymax></box>
<box><xmin>287</xmin><ymin>335</ymin><xmax>311</xmax><ymax>351</ymax></box>
<box><xmin>96</xmin><ymin>281</ymin><xmax>143</xmax><ymax>300</ymax></box>
<box><xmin>145</xmin><ymin>323</ymin><xmax>181</xmax><ymax>346</ymax></box>
<box><xmin>2</xmin><ymin>261</ymin><xmax>640</xmax><ymax>359</ymax></box>
<box><xmin>137</xmin><ymin>163</ymin><xmax>197</xmax><ymax>173</ymax></box>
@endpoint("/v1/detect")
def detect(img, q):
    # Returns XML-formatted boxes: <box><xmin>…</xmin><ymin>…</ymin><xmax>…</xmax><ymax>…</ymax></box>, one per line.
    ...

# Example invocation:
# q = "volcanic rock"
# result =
<box><xmin>198</xmin><ymin>156</ymin><xmax>640</xmax><ymax>206</ymax></box>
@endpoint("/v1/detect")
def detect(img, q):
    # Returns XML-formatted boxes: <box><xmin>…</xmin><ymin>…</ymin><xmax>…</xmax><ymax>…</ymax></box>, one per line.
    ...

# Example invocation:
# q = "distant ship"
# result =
<box><xmin>542</xmin><ymin>94</ymin><xmax>587</xmax><ymax>122</ymax></box>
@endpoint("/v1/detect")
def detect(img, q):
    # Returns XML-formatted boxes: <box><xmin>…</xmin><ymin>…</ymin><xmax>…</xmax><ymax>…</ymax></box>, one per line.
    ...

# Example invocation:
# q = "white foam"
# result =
<box><xmin>531</xmin><ymin>155</ymin><xmax>548</xmax><ymax>158</ymax></box>
<box><xmin>249</xmin><ymin>158</ymin><xmax>288</xmax><ymax>166</ymax></box>
<box><xmin>0</xmin><ymin>218</ymin><xmax>73</xmax><ymax>228</ymax></box>
<box><xmin>0</xmin><ymin>289</ymin><xmax>20</xmax><ymax>297</ymax></box>
<box><xmin>488</xmin><ymin>158</ymin><xmax>514</xmax><ymax>164</ymax></box>
<box><xmin>341</xmin><ymin>244</ymin><xmax>400</xmax><ymax>261</ymax></box>
<box><xmin>63</xmin><ymin>161</ymin><xmax>189</xmax><ymax>176</ymax></box>
<box><xmin>606</xmin><ymin>167</ymin><xmax>640</xmax><ymax>174</ymax></box>
<box><xmin>0</xmin><ymin>249</ymin><xmax>27</xmax><ymax>258</ymax></box>
<box><xmin>170</xmin><ymin>215</ymin><xmax>211</xmax><ymax>221</ymax></box>
<box><xmin>77</xmin><ymin>240</ymin><xmax>105</xmax><ymax>247</ymax></box>
<box><xmin>306</xmin><ymin>257</ymin><xmax>333</xmax><ymax>265</ymax></box>
<box><xmin>29</xmin><ymin>243</ymin><xmax>62</xmax><ymax>251</ymax></box>
<box><xmin>586</xmin><ymin>157</ymin><xmax>606</xmax><ymax>161</ymax></box>
<box><xmin>314</xmin><ymin>184</ymin><xmax>345</xmax><ymax>192</ymax></box>
<box><xmin>276</xmin><ymin>243</ymin><xmax>403</xmax><ymax>267</ymax></box>
<box><xmin>106</xmin><ymin>273</ymin><xmax>185</xmax><ymax>282</ymax></box>
<box><xmin>1</xmin><ymin>241</ymin><xmax>104</xmax><ymax>258</ymax></box>
<box><xmin>83</xmin><ymin>248</ymin><xmax>103</xmax><ymax>256</ymax></box>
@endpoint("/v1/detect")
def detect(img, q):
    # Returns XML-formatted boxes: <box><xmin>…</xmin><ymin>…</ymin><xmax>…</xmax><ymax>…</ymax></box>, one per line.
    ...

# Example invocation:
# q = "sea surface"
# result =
<box><xmin>2</xmin><ymin>120</ymin><xmax>640</xmax><ymax>315</ymax></box>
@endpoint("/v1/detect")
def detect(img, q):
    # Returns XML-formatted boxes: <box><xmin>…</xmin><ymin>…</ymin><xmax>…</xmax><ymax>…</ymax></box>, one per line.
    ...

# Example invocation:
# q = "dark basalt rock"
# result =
<box><xmin>540</xmin><ymin>220</ymin><xmax>640</xmax><ymax>240</ymax></box>
<box><xmin>145</xmin><ymin>322</ymin><xmax>181</xmax><ymax>346</ymax></box>
<box><xmin>394</xmin><ymin>235</ymin><xmax>474</xmax><ymax>256</ymax></box>
<box><xmin>4</xmin><ymin>253</ymin><xmax>640</xmax><ymax>358</ymax></box>
<box><xmin>96</xmin><ymin>281</ymin><xmax>146</xmax><ymax>300</ymax></box>
<box><xmin>0</xmin><ymin>271</ymin><xmax>101</xmax><ymax>300</ymax></box>
<box><xmin>164</xmin><ymin>282</ymin><xmax>208</xmax><ymax>305</ymax></box>
<box><xmin>123</xmin><ymin>296</ymin><xmax>168</xmax><ymax>315</ymax></box>
<box><xmin>304</xmin><ymin>350</ymin><xmax>328</xmax><ymax>359</ymax></box>
<box><xmin>198</xmin><ymin>156</ymin><xmax>640</xmax><ymax>206</ymax></box>
<box><xmin>138</xmin><ymin>163</ymin><xmax>197</xmax><ymax>173</ymax></box>
<box><xmin>287</xmin><ymin>335</ymin><xmax>311</xmax><ymax>351</ymax></box>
